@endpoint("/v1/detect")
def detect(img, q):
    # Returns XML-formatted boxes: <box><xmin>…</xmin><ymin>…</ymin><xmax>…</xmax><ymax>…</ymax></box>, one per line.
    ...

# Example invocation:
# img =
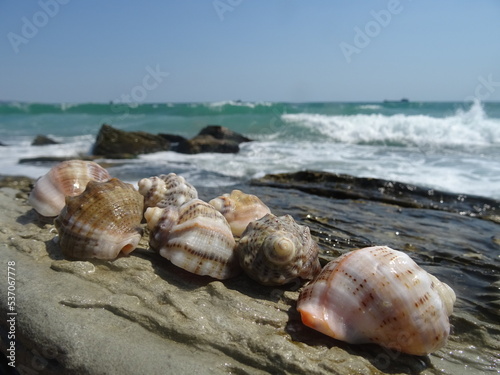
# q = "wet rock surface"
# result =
<box><xmin>253</xmin><ymin>171</ymin><xmax>500</xmax><ymax>222</ymax></box>
<box><xmin>0</xmin><ymin>172</ymin><xmax>499</xmax><ymax>375</ymax></box>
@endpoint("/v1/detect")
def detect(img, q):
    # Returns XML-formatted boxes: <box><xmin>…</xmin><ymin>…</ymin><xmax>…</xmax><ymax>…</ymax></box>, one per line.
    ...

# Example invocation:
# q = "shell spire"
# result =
<box><xmin>29</xmin><ymin>160</ymin><xmax>111</xmax><ymax>217</ymax></box>
<box><xmin>236</xmin><ymin>213</ymin><xmax>321</xmax><ymax>286</ymax></box>
<box><xmin>138</xmin><ymin>173</ymin><xmax>198</xmax><ymax>209</ymax></box>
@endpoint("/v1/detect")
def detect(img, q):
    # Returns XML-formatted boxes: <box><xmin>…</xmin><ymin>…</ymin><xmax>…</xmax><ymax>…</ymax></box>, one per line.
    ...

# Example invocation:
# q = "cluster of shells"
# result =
<box><xmin>29</xmin><ymin>160</ymin><xmax>456</xmax><ymax>356</ymax></box>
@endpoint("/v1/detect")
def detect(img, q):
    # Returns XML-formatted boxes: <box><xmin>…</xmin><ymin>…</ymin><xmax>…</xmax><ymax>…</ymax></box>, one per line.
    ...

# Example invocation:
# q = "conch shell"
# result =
<box><xmin>54</xmin><ymin>178</ymin><xmax>144</xmax><ymax>260</ymax></box>
<box><xmin>209</xmin><ymin>189</ymin><xmax>271</xmax><ymax>237</ymax></box>
<box><xmin>144</xmin><ymin>198</ymin><xmax>240</xmax><ymax>279</ymax></box>
<box><xmin>236</xmin><ymin>213</ymin><xmax>321</xmax><ymax>285</ymax></box>
<box><xmin>138</xmin><ymin>173</ymin><xmax>198</xmax><ymax>208</ymax></box>
<box><xmin>297</xmin><ymin>246</ymin><xmax>456</xmax><ymax>356</ymax></box>
<box><xmin>29</xmin><ymin>160</ymin><xmax>111</xmax><ymax>217</ymax></box>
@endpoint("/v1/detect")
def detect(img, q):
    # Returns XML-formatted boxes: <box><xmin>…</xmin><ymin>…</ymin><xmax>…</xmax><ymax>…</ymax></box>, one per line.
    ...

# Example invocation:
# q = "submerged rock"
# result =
<box><xmin>92</xmin><ymin>124</ymin><xmax>170</xmax><ymax>158</ymax></box>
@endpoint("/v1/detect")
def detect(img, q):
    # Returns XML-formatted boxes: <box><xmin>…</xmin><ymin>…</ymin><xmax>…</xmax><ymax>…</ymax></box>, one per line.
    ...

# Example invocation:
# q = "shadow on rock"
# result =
<box><xmin>285</xmin><ymin>304</ymin><xmax>432</xmax><ymax>375</ymax></box>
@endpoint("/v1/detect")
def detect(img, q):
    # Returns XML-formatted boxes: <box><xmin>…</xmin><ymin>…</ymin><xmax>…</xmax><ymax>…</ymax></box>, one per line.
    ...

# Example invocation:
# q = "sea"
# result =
<box><xmin>0</xmin><ymin>100</ymin><xmax>499</xmax><ymax>199</ymax></box>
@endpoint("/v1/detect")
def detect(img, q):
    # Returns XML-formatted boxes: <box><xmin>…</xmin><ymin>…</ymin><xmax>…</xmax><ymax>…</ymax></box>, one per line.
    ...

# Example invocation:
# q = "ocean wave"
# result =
<box><xmin>208</xmin><ymin>100</ymin><xmax>274</xmax><ymax>109</ymax></box>
<box><xmin>357</xmin><ymin>104</ymin><xmax>382</xmax><ymax>110</ymax></box>
<box><xmin>0</xmin><ymin>100</ymin><xmax>280</xmax><ymax>116</ymax></box>
<box><xmin>280</xmin><ymin>101</ymin><xmax>500</xmax><ymax>148</ymax></box>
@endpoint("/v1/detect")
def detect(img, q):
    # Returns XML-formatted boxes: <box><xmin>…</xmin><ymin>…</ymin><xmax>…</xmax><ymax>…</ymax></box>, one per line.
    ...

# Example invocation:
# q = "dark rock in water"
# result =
<box><xmin>93</xmin><ymin>124</ymin><xmax>170</xmax><ymax>157</ymax></box>
<box><xmin>252</xmin><ymin>170</ymin><xmax>500</xmax><ymax>222</ymax></box>
<box><xmin>19</xmin><ymin>155</ymin><xmax>101</xmax><ymax>164</ymax></box>
<box><xmin>198</xmin><ymin>125</ymin><xmax>252</xmax><ymax>143</ymax></box>
<box><xmin>158</xmin><ymin>133</ymin><xmax>188</xmax><ymax>152</ymax></box>
<box><xmin>176</xmin><ymin>135</ymin><xmax>240</xmax><ymax>154</ymax></box>
<box><xmin>158</xmin><ymin>133</ymin><xmax>187</xmax><ymax>144</ymax></box>
<box><xmin>176</xmin><ymin>126</ymin><xmax>251</xmax><ymax>154</ymax></box>
<box><xmin>31</xmin><ymin>135</ymin><xmax>59</xmax><ymax>146</ymax></box>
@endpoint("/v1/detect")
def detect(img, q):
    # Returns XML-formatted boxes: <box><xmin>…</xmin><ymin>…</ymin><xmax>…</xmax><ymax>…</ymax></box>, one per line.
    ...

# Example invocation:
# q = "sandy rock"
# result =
<box><xmin>0</xmin><ymin>176</ymin><xmax>499</xmax><ymax>374</ymax></box>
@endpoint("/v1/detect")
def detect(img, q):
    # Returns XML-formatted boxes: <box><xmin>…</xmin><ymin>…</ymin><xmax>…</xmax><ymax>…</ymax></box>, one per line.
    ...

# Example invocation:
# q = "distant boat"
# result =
<box><xmin>383</xmin><ymin>98</ymin><xmax>409</xmax><ymax>103</ymax></box>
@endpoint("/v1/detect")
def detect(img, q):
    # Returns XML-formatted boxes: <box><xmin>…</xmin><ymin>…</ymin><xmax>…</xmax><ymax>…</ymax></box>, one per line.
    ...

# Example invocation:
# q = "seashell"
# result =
<box><xmin>29</xmin><ymin>160</ymin><xmax>111</xmax><ymax>217</ymax></box>
<box><xmin>54</xmin><ymin>178</ymin><xmax>144</xmax><ymax>260</ymax></box>
<box><xmin>236</xmin><ymin>213</ymin><xmax>321</xmax><ymax>286</ymax></box>
<box><xmin>297</xmin><ymin>245</ymin><xmax>456</xmax><ymax>356</ymax></box>
<box><xmin>138</xmin><ymin>173</ymin><xmax>198</xmax><ymax>209</ymax></box>
<box><xmin>144</xmin><ymin>198</ymin><xmax>240</xmax><ymax>279</ymax></box>
<box><xmin>209</xmin><ymin>189</ymin><xmax>271</xmax><ymax>237</ymax></box>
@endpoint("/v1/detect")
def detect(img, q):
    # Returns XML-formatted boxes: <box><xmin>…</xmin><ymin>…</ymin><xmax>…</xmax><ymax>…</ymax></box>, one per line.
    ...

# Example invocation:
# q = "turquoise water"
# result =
<box><xmin>0</xmin><ymin>100</ymin><xmax>499</xmax><ymax>198</ymax></box>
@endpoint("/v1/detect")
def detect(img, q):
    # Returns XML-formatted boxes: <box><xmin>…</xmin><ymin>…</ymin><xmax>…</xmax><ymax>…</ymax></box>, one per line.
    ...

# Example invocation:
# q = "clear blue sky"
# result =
<box><xmin>1</xmin><ymin>0</ymin><xmax>500</xmax><ymax>103</ymax></box>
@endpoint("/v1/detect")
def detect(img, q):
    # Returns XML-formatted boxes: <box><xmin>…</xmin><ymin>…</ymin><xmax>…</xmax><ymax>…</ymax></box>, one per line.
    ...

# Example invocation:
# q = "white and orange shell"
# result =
<box><xmin>29</xmin><ymin>159</ymin><xmax>111</xmax><ymax>217</ymax></box>
<box><xmin>297</xmin><ymin>246</ymin><xmax>456</xmax><ymax>356</ymax></box>
<box><xmin>236</xmin><ymin>213</ymin><xmax>321</xmax><ymax>286</ymax></box>
<box><xmin>138</xmin><ymin>173</ymin><xmax>198</xmax><ymax>209</ymax></box>
<box><xmin>209</xmin><ymin>189</ymin><xmax>271</xmax><ymax>237</ymax></box>
<box><xmin>144</xmin><ymin>198</ymin><xmax>240</xmax><ymax>279</ymax></box>
<box><xmin>54</xmin><ymin>178</ymin><xmax>144</xmax><ymax>260</ymax></box>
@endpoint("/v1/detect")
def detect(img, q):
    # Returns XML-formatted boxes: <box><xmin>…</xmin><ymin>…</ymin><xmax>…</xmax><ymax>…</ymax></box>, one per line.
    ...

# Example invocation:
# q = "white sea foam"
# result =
<box><xmin>357</xmin><ymin>104</ymin><xmax>382</xmax><ymax>110</ymax></box>
<box><xmin>1</xmin><ymin>101</ymin><xmax>498</xmax><ymax>199</ymax></box>
<box><xmin>208</xmin><ymin>100</ymin><xmax>273</xmax><ymax>109</ymax></box>
<box><xmin>281</xmin><ymin>100</ymin><xmax>500</xmax><ymax>148</ymax></box>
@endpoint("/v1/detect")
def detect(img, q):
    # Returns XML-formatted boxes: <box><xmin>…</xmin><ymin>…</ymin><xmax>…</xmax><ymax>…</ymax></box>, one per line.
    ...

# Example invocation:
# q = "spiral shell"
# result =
<box><xmin>138</xmin><ymin>173</ymin><xmax>198</xmax><ymax>208</ymax></box>
<box><xmin>209</xmin><ymin>189</ymin><xmax>271</xmax><ymax>237</ymax></box>
<box><xmin>236</xmin><ymin>213</ymin><xmax>321</xmax><ymax>286</ymax></box>
<box><xmin>54</xmin><ymin>178</ymin><xmax>144</xmax><ymax>260</ymax></box>
<box><xmin>145</xmin><ymin>198</ymin><xmax>240</xmax><ymax>279</ymax></box>
<box><xmin>29</xmin><ymin>160</ymin><xmax>111</xmax><ymax>217</ymax></box>
<box><xmin>297</xmin><ymin>246</ymin><xmax>456</xmax><ymax>356</ymax></box>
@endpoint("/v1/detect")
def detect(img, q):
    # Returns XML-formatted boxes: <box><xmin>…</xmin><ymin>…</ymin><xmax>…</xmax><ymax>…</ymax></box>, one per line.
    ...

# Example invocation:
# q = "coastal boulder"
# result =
<box><xmin>176</xmin><ymin>135</ymin><xmax>240</xmax><ymax>154</ymax></box>
<box><xmin>92</xmin><ymin>124</ymin><xmax>170</xmax><ymax>158</ymax></box>
<box><xmin>176</xmin><ymin>125</ymin><xmax>251</xmax><ymax>154</ymax></box>
<box><xmin>198</xmin><ymin>125</ymin><xmax>252</xmax><ymax>143</ymax></box>
<box><xmin>32</xmin><ymin>135</ymin><xmax>59</xmax><ymax>146</ymax></box>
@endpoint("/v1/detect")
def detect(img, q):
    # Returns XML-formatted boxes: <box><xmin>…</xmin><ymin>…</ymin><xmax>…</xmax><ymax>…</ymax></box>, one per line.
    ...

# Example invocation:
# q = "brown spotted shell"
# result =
<box><xmin>138</xmin><ymin>173</ymin><xmax>198</xmax><ymax>208</ymax></box>
<box><xmin>29</xmin><ymin>160</ymin><xmax>111</xmax><ymax>217</ymax></box>
<box><xmin>54</xmin><ymin>178</ymin><xmax>144</xmax><ymax>260</ymax></box>
<box><xmin>297</xmin><ymin>246</ymin><xmax>456</xmax><ymax>355</ymax></box>
<box><xmin>209</xmin><ymin>189</ymin><xmax>271</xmax><ymax>237</ymax></box>
<box><xmin>236</xmin><ymin>213</ymin><xmax>321</xmax><ymax>285</ymax></box>
<box><xmin>144</xmin><ymin>198</ymin><xmax>240</xmax><ymax>279</ymax></box>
